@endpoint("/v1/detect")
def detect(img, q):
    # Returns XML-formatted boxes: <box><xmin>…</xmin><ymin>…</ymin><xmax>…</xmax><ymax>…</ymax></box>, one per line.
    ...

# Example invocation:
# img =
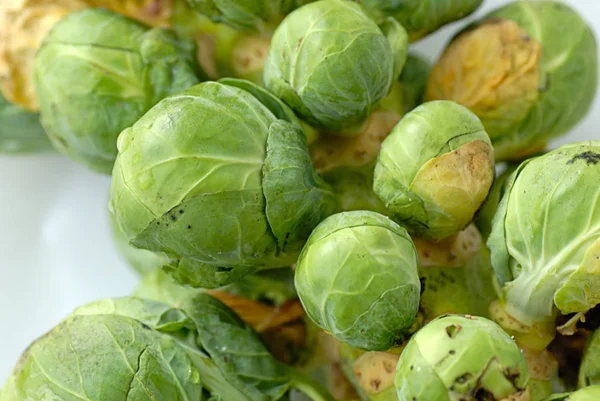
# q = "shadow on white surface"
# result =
<box><xmin>1</xmin><ymin>0</ymin><xmax>600</xmax><ymax>384</ymax></box>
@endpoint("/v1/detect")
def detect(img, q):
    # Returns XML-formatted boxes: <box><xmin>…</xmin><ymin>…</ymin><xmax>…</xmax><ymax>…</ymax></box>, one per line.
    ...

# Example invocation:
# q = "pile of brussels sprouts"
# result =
<box><xmin>3</xmin><ymin>0</ymin><xmax>600</xmax><ymax>400</ymax></box>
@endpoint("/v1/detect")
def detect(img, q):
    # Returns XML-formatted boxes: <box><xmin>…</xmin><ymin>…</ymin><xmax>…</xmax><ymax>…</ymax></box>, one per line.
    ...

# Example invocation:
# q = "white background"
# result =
<box><xmin>1</xmin><ymin>0</ymin><xmax>600</xmax><ymax>380</ymax></box>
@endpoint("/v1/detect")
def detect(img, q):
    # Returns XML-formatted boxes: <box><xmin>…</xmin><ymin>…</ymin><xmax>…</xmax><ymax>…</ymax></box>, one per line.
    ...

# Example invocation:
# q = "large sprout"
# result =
<box><xmin>110</xmin><ymin>79</ymin><xmax>335</xmax><ymax>289</ymax></box>
<box><xmin>34</xmin><ymin>8</ymin><xmax>203</xmax><ymax>174</ymax></box>
<box><xmin>185</xmin><ymin>0</ymin><xmax>313</xmax><ymax>33</ymax></box>
<box><xmin>264</xmin><ymin>0</ymin><xmax>408</xmax><ymax>132</ymax></box>
<box><xmin>0</xmin><ymin>91</ymin><xmax>52</xmax><ymax>153</ymax></box>
<box><xmin>356</xmin><ymin>0</ymin><xmax>483</xmax><ymax>42</ymax></box>
<box><xmin>426</xmin><ymin>1</ymin><xmax>598</xmax><ymax>161</ymax></box>
<box><xmin>374</xmin><ymin>100</ymin><xmax>495</xmax><ymax>240</ymax></box>
<box><xmin>0</xmin><ymin>294</ymin><xmax>335</xmax><ymax>401</ymax></box>
<box><xmin>488</xmin><ymin>141</ymin><xmax>600</xmax><ymax>350</ymax></box>
<box><xmin>295</xmin><ymin>211</ymin><xmax>421</xmax><ymax>351</ymax></box>
<box><xmin>395</xmin><ymin>315</ymin><xmax>530</xmax><ymax>401</ymax></box>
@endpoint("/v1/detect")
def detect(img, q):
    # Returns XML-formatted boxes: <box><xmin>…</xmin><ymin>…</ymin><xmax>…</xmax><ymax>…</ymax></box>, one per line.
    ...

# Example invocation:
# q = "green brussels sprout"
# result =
<box><xmin>356</xmin><ymin>0</ymin><xmax>483</xmax><ymax>42</ymax></box>
<box><xmin>34</xmin><ymin>8</ymin><xmax>203</xmax><ymax>174</ymax></box>
<box><xmin>475</xmin><ymin>164</ymin><xmax>518</xmax><ymax>240</ymax></box>
<box><xmin>488</xmin><ymin>142</ymin><xmax>600</xmax><ymax>349</ymax></box>
<box><xmin>427</xmin><ymin>1</ymin><xmax>598</xmax><ymax>162</ymax></box>
<box><xmin>579</xmin><ymin>327</ymin><xmax>600</xmax><ymax>388</ymax></box>
<box><xmin>0</xmin><ymin>91</ymin><xmax>52</xmax><ymax>153</ymax></box>
<box><xmin>110</xmin><ymin>211</ymin><xmax>169</xmax><ymax>276</ymax></box>
<box><xmin>544</xmin><ymin>386</ymin><xmax>600</xmax><ymax>401</ymax></box>
<box><xmin>295</xmin><ymin>211</ymin><xmax>421</xmax><ymax>351</ymax></box>
<box><xmin>185</xmin><ymin>0</ymin><xmax>312</xmax><ymax>32</ymax></box>
<box><xmin>399</xmin><ymin>53</ymin><xmax>431</xmax><ymax>114</ymax></box>
<box><xmin>415</xmin><ymin>224</ymin><xmax>497</xmax><ymax>321</ymax></box>
<box><xmin>0</xmin><ymin>294</ymin><xmax>335</xmax><ymax>401</ymax></box>
<box><xmin>373</xmin><ymin>100</ymin><xmax>495</xmax><ymax>240</ymax></box>
<box><xmin>110</xmin><ymin>78</ymin><xmax>335</xmax><ymax>289</ymax></box>
<box><xmin>395</xmin><ymin>315</ymin><xmax>530</xmax><ymax>401</ymax></box>
<box><xmin>263</xmin><ymin>0</ymin><xmax>408</xmax><ymax>132</ymax></box>
<box><xmin>322</xmin><ymin>163</ymin><xmax>392</xmax><ymax>216</ymax></box>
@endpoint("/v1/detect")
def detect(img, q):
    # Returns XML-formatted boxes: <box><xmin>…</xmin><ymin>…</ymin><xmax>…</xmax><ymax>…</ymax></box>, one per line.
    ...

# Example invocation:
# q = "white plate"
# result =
<box><xmin>1</xmin><ymin>0</ymin><xmax>600</xmax><ymax>381</ymax></box>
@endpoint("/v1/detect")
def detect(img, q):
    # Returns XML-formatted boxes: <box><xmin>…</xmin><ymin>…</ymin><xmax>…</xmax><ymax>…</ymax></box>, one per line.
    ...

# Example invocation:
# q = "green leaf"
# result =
<box><xmin>263</xmin><ymin>120</ymin><xmax>336</xmax><ymax>252</ymax></box>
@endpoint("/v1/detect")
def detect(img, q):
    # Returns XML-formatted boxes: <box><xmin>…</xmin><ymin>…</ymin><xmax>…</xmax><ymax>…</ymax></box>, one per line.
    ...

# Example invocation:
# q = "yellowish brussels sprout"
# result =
<box><xmin>427</xmin><ymin>1</ymin><xmax>598</xmax><ymax>161</ymax></box>
<box><xmin>374</xmin><ymin>100</ymin><xmax>495</xmax><ymax>240</ymax></box>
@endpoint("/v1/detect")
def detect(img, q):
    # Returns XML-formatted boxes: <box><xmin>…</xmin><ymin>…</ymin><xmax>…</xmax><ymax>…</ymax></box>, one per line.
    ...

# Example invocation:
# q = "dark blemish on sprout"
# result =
<box><xmin>370</xmin><ymin>379</ymin><xmax>381</xmax><ymax>391</ymax></box>
<box><xmin>454</xmin><ymin>372</ymin><xmax>472</xmax><ymax>384</ymax></box>
<box><xmin>188</xmin><ymin>225</ymin><xmax>192</xmax><ymax>229</ymax></box>
<box><xmin>170</xmin><ymin>215</ymin><xmax>176</xmax><ymax>221</ymax></box>
<box><xmin>446</xmin><ymin>324</ymin><xmax>462</xmax><ymax>338</ymax></box>
<box><xmin>179</xmin><ymin>210</ymin><xmax>184</xmax><ymax>214</ymax></box>
<box><xmin>449</xmin><ymin>350</ymin><xmax>456</xmax><ymax>355</ymax></box>
<box><xmin>141</xmin><ymin>323</ymin><xmax>150</xmax><ymax>330</ymax></box>
<box><xmin>410</xmin><ymin>365</ymin><xmax>414</xmax><ymax>371</ymax></box>
<box><xmin>568</xmin><ymin>151</ymin><xmax>600</xmax><ymax>165</ymax></box>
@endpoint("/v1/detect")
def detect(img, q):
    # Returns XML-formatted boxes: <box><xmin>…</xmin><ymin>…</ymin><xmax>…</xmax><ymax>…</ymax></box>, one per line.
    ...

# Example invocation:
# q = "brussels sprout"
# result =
<box><xmin>263</xmin><ymin>0</ymin><xmax>408</xmax><ymax>132</ymax></box>
<box><xmin>399</xmin><ymin>54</ymin><xmax>431</xmax><ymax>114</ymax></box>
<box><xmin>356</xmin><ymin>0</ymin><xmax>483</xmax><ymax>42</ymax></box>
<box><xmin>373</xmin><ymin>100</ymin><xmax>495</xmax><ymax>240</ymax></box>
<box><xmin>488</xmin><ymin>142</ymin><xmax>600</xmax><ymax>349</ymax></box>
<box><xmin>34</xmin><ymin>8</ymin><xmax>202</xmax><ymax>174</ymax></box>
<box><xmin>416</xmin><ymin>224</ymin><xmax>497</xmax><ymax>321</ymax></box>
<box><xmin>0</xmin><ymin>91</ymin><xmax>52</xmax><ymax>153</ymax></box>
<box><xmin>426</xmin><ymin>1</ymin><xmax>598</xmax><ymax>161</ymax></box>
<box><xmin>295</xmin><ymin>211</ymin><xmax>421</xmax><ymax>351</ymax></box>
<box><xmin>110</xmin><ymin>78</ymin><xmax>335</xmax><ymax>289</ymax></box>
<box><xmin>476</xmin><ymin>164</ymin><xmax>519</xmax><ymax>240</ymax></box>
<box><xmin>395</xmin><ymin>315</ymin><xmax>530</xmax><ymax>401</ymax></box>
<box><xmin>544</xmin><ymin>386</ymin><xmax>600</xmax><ymax>401</ymax></box>
<box><xmin>321</xmin><ymin>163</ymin><xmax>392</xmax><ymax>217</ymax></box>
<box><xmin>579</xmin><ymin>327</ymin><xmax>600</xmax><ymax>387</ymax></box>
<box><xmin>0</xmin><ymin>294</ymin><xmax>336</xmax><ymax>401</ymax></box>
<box><xmin>185</xmin><ymin>0</ymin><xmax>312</xmax><ymax>33</ymax></box>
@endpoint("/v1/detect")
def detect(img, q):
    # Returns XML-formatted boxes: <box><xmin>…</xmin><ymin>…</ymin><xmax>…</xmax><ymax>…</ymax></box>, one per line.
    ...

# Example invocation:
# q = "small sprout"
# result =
<box><xmin>264</xmin><ymin>0</ymin><xmax>408</xmax><ymax>131</ymax></box>
<box><xmin>295</xmin><ymin>211</ymin><xmax>421</xmax><ymax>351</ymax></box>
